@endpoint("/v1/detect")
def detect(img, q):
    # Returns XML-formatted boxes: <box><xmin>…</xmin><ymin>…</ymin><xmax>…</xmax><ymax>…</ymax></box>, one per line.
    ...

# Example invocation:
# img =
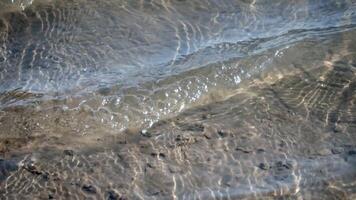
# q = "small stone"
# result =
<box><xmin>117</xmin><ymin>140</ymin><xmax>126</xmax><ymax>144</ymax></box>
<box><xmin>275</xmin><ymin>160</ymin><xmax>294</xmax><ymax>170</ymax></box>
<box><xmin>82</xmin><ymin>184</ymin><xmax>97</xmax><ymax>194</ymax></box>
<box><xmin>159</xmin><ymin>153</ymin><xmax>166</xmax><ymax>158</ymax></box>
<box><xmin>175</xmin><ymin>135</ymin><xmax>191</xmax><ymax>146</ymax></box>
<box><xmin>42</xmin><ymin>172</ymin><xmax>50</xmax><ymax>181</ymax></box>
<box><xmin>285</xmin><ymin>162</ymin><xmax>294</xmax><ymax>170</ymax></box>
<box><xmin>217</xmin><ymin>130</ymin><xmax>228</xmax><ymax>138</ymax></box>
<box><xmin>63</xmin><ymin>150</ymin><xmax>74</xmax><ymax>156</ymax></box>
<box><xmin>331</xmin><ymin>147</ymin><xmax>343</xmax><ymax>154</ymax></box>
<box><xmin>258</xmin><ymin>163</ymin><xmax>269</xmax><ymax>170</ymax></box>
<box><xmin>140</xmin><ymin>129</ymin><xmax>152</xmax><ymax>137</ymax></box>
<box><xmin>256</xmin><ymin>148</ymin><xmax>265</xmax><ymax>153</ymax></box>
<box><xmin>175</xmin><ymin>135</ymin><xmax>182</xmax><ymax>142</ymax></box>
<box><xmin>278</xmin><ymin>141</ymin><xmax>286</xmax><ymax>148</ymax></box>
<box><xmin>107</xmin><ymin>190</ymin><xmax>119</xmax><ymax>200</ymax></box>
<box><xmin>317</xmin><ymin>148</ymin><xmax>331</xmax><ymax>156</ymax></box>
<box><xmin>149</xmin><ymin>191</ymin><xmax>160</xmax><ymax>196</ymax></box>
<box><xmin>23</xmin><ymin>163</ymin><xmax>42</xmax><ymax>175</ymax></box>
<box><xmin>235</xmin><ymin>147</ymin><xmax>251</xmax><ymax>153</ymax></box>
<box><xmin>98</xmin><ymin>87</ymin><xmax>111</xmax><ymax>95</ymax></box>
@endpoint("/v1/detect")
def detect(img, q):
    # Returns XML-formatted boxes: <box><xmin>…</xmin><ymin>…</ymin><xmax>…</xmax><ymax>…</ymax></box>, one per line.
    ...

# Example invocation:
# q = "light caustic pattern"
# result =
<box><xmin>0</xmin><ymin>0</ymin><xmax>356</xmax><ymax>199</ymax></box>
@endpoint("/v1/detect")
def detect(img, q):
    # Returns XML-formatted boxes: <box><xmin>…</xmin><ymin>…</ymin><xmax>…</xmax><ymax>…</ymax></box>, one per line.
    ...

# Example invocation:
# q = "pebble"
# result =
<box><xmin>316</xmin><ymin>148</ymin><xmax>331</xmax><ymax>156</ymax></box>
<box><xmin>98</xmin><ymin>87</ymin><xmax>111</xmax><ymax>95</ymax></box>
<box><xmin>140</xmin><ymin>129</ymin><xmax>152</xmax><ymax>137</ymax></box>
<box><xmin>217</xmin><ymin>130</ymin><xmax>228</xmax><ymax>138</ymax></box>
<box><xmin>258</xmin><ymin>163</ymin><xmax>269</xmax><ymax>170</ymax></box>
<box><xmin>63</xmin><ymin>149</ymin><xmax>74</xmax><ymax>156</ymax></box>
<box><xmin>256</xmin><ymin>148</ymin><xmax>265</xmax><ymax>153</ymax></box>
<box><xmin>235</xmin><ymin>147</ymin><xmax>252</xmax><ymax>153</ymax></box>
<box><xmin>107</xmin><ymin>190</ymin><xmax>119</xmax><ymax>200</ymax></box>
<box><xmin>275</xmin><ymin>160</ymin><xmax>294</xmax><ymax>170</ymax></box>
<box><xmin>82</xmin><ymin>184</ymin><xmax>97</xmax><ymax>194</ymax></box>
<box><xmin>331</xmin><ymin>147</ymin><xmax>343</xmax><ymax>154</ymax></box>
<box><xmin>23</xmin><ymin>163</ymin><xmax>42</xmax><ymax>175</ymax></box>
<box><xmin>159</xmin><ymin>153</ymin><xmax>166</xmax><ymax>158</ymax></box>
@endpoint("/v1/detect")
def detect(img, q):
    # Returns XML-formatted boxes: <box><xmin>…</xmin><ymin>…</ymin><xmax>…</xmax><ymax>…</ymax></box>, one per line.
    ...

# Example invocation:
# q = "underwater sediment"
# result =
<box><xmin>0</xmin><ymin>0</ymin><xmax>356</xmax><ymax>199</ymax></box>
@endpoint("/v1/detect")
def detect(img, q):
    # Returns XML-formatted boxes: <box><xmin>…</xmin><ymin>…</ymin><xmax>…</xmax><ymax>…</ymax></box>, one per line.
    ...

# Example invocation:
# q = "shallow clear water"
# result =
<box><xmin>0</xmin><ymin>0</ymin><xmax>356</xmax><ymax>199</ymax></box>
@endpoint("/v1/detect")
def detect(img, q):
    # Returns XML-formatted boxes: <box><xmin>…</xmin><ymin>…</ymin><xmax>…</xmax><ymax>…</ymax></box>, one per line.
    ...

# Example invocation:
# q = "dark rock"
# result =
<box><xmin>159</xmin><ymin>153</ymin><xmax>166</xmax><ymax>158</ymax></box>
<box><xmin>175</xmin><ymin>135</ymin><xmax>182</xmax><ymax>142</ymax></box>
<box><xmin>23</xmin><ymin>162</ymin><xmax>42</xmax><ymax>175</ymax></box>
<box><xmin>63</xmin><ymin>149</ymin><xmax>74</xmax><ymax>156</ymax></box>
<box><xmin>175</xmin><ymin>135</ymin><xmax>191</xmax><ymax>146</ymax></box>
<box><xmin>82</xmin><ymin>184</ymin><xmax>97</xmax><ymax>194</ymax></box>
<box><xmin>42</xmin><ymin>172</ymin><xmax>50</xmax><ymax>181</ymax></box>
<box><xmin>217</xmin><ymin>130</ymin><xmax>228</xmax><ymax>138</ymax></box>
<box><xmin>256</xmin><ymin>148</ymin><xmax>265</xmax><ymax>153</ymax></box>
<box><xmin>275</xmin><ymin>160</ymin><xmax>294</xmax><ymax>170</ymax></box>
<box><xmin>70</xmin><ymin>181</ymin><xmax>80</xmax><ymax>186</ymax></box>
<box><xmin>278</xmin><ymin>141</ymin><xmax>286</xmax><ymax>148</ymax></box>
<box><xmin>151</xmin><ymin>152</ymin><xmax>166</xmax><ymax>159</ymax></box>
<box><xmin>107</xmin><ymin>190</ymin><xmax>119</xmax><ymax>200</ymax></box>
<box><xmin>258</xmin><ymin>163</ymin><xmax>269</xmax><ymax>170</ymax></box>
<box><xmin>331</xmin><ymin>147</ymin><xmax>343</xmax><ymax>154</ymax></box>
<box><xmin>98</xmin><ymin>87</ymin><xmax>111</xmax><ymax>95</ymax></box>
<box><xmin>117</xmin><ymin>140</ymin><xmax>127</xmax><ymax>144</ymax></box>
<box><xmin>146</xmin><ymin>163</ymin><xmax>154</xmax><ymax>168</ymax></box>
<box><xmin>235</xmin><ymin>147</ymin><xmax>251</xmax><ymax>153</ymax></box>
<box><xmin>149</xmin><ymin>191</ymin><xmax>160</xmax><ymax>196</ymax></box>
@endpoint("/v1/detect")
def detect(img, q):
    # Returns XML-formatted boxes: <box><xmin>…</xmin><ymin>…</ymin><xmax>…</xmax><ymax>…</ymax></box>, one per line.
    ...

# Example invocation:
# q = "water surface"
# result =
<box><xmin>0</xmin><ymin>0</ymin><xmax>356</xmax><ymax>199</ymax></box>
